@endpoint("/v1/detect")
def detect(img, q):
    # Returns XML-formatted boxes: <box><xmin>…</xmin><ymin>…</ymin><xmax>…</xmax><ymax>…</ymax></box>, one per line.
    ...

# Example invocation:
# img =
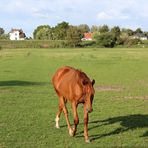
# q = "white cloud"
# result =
<box><xmin>32</xmin><ymin>13</ymin><xmax>50</xmax><ymax>19</ymax></box>
<box><xmin>32</xmin><ymin>7</ymin><xmax>39</xmax><ymax>13</ymax></box>
<box><xmin>97</xmin><ymin>12</ymin><xmax>112</xmax><ymax>20</ymax></box>
<box><xmin>97</xmin><ymin>9</ymin><xmax>130</xmax><ymax>20</ymax></box>
<box><xmin>31</xmin><ymin>7</ymin><xmax>50</xmax><ymax>19</ymax></box>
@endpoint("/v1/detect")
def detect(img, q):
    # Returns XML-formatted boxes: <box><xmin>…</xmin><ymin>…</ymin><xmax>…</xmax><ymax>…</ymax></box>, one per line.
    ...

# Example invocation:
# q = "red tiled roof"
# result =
<box><xmin>84</xmin><ymin>32</ymin><xmax>92</xmax><ymax>39</ymax></box>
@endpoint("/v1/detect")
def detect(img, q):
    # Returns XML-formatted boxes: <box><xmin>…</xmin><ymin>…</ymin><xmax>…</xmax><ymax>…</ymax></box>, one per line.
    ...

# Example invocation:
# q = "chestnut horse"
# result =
<box><xmin>52</xmin><ymin>66</ymin><xmax>95</xmax><ymax>143</ymax></box>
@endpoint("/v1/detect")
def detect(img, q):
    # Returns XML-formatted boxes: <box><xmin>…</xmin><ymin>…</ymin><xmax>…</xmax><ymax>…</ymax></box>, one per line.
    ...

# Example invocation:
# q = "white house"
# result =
<box><xmin>9</xmin><ymin>29</ymin><xmax>26</xmax><ymax>40</ymax></box>
<box><xmin>131</xmin><ymin>33</ymin><xmax>147</xmax><ymax>41</ymax></box>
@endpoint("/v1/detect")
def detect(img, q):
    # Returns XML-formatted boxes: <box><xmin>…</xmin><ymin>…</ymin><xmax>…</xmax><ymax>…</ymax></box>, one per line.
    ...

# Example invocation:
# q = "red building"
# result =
<box><xmin>82</xmin><ymin>32</ymin><xmax>92</xmax><ymax>41</ymax></box>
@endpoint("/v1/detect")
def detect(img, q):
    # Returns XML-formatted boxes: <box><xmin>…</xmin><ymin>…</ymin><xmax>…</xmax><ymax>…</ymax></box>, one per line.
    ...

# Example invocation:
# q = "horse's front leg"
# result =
<box><xmin>84</xmin><ymin>104</ymin><xmax>90</xmax><ymax>143</ymax></box>
<box><xmin>72</xmin><ymin>102</ymin><xmax>79</xmax><ymax>136</ymax></box>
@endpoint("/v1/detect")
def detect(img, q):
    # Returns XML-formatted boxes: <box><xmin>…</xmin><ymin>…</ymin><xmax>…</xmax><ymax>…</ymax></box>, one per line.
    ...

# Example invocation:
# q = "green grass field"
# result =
<box><xmin>0</xmin><ymin>48</ymin><xmax>148</xmax><ymax>148</ymax></box>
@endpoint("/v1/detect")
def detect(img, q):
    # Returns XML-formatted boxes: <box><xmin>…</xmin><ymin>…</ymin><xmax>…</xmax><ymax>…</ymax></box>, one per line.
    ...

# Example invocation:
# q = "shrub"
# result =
<box><xmin>94</xmin><ymin>32</ymin><xmax>116</xmax><ymax>48</ymax></box>
<box><xmin>80</xmin><ymin>41</ymin><xmax>96</xmax><ymax>47</ymax></box>
<box><xmin>125</xmin><ymin>38</ymin><xmax>142</xmax><ymax>46</ymax></box>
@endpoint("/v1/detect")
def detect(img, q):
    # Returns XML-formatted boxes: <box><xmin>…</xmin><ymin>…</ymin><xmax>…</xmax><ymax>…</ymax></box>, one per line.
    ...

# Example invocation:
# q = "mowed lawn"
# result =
<box><xmin>0</xmin><ymin>48</ymin><xmax>148</xmax><ymax>148</ymax></box>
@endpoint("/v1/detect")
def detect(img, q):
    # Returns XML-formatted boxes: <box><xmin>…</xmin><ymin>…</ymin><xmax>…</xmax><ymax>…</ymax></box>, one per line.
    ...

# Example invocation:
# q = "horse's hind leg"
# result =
<box><xmin>55</xmin><ymin>96</ymin><xmax>73</xmax><ymax>136</ymax></box>
<box><xmin>55</xmin><ymin>106</ymin><xmax>62</xmax><ymax>129</ymax></box>
<box><xmin>60</xmin><ymin>97</ymin><xmax>74</xmax><ymax>136</ymax></box>
<box><xmin>55</xmin><ymin>98</ymin><xmax>63</xmax><ymax>128</ymax></box>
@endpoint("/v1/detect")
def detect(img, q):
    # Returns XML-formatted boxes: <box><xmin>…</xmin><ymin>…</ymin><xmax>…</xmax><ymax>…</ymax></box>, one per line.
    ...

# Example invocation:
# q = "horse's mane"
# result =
<box><xmin>75</xmin><ymin>69</ymin><xmax>90</xmax><ymax>85</ymax></box>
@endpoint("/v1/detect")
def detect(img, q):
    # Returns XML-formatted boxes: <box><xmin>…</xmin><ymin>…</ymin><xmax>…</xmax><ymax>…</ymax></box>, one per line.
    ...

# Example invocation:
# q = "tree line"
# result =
<box><xmin>33</xmin><ymin>22</ymin><xmax>90</xmax><ymax>47</ymax></box>
<box><xmin>0</xmin><ymin>22</ymin><xmax>148</xmax><ymax>48</ymax></box>
<box><xmin>33</xmin><ymin>22</ymin><xmax>148</xmax><ymax>47</ymax></box>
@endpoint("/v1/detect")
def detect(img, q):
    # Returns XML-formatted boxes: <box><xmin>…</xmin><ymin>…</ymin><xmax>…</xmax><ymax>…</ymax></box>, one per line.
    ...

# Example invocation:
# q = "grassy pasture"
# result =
<box><xmin>0</xmin><ymin>48</ymin><xmax>148</xmax><ymax>148</ymax></box>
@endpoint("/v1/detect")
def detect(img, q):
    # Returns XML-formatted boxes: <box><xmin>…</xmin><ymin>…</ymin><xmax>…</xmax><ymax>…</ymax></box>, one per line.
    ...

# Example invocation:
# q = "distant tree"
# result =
<box><xmin>94</xmin><ymin>32</ymin><xmax>116</xmax><ymax>47</ymax></box>
<box><xmin>111</xmin><ymin>26</ymin><xmax>121</xmax><ymax>45</ymax></box>
<box><xmin>0</xmin><ymin>27</ymin><xmax>9</xmax><ymax>40</ymax></box>
<box><xmin>91</xmin><ymin>25</ymin><xmax>99</xmax><ymax>32</ymax></box>
<box><xmin>92</xmin><ymin>31</ymin><xmax>100</xmax><ymax>40</ymax></box>
<box><xmin>121</xmin><ymin>28</ymin><xmax>134</xmax><ymax>36</ymax></box>
<box><xmin>66</xmin><ymin>26</ymin><xmax>81</xmax><ymax>47</ymax></box>
<box><xmin>98</xmin><ymin>25</ymin><xmax>109</xmax><ymax>33</ymax></box>
<box><xmin>35</xmin><ymin>27</ymin><xmax>53</xmax><ymax>40</ymax></box>
<box><xmin>78</xmin><ymin>24</ymin><xmax>90</xmax><ymax>33</ymax></box>
<box><xmin>33</xmin><ymin>25</ymin><xmax>51</xmax><ymax>39</ymax></box>
<box><xmin>0</xmin><ymin>27</ymin><xmax>5</xmax><ymax>35</ymax></box>
<box><xmin>143</xmin><ymin>31</ymin><xmax>148</xmax><ymax>38</ymax></box>
<box><xmin>111</xmin><ymin>26</ymin><xmax>121</xmax><ymax>37</ymax></box>
<box><xmin>135</xmin><ymin>28</ymin><xmax>143</xmax><ymax>34</ymax></box>
<box><xmin>53</xmin><ymin>21</ymin><xmax>69</xmax><ymax>40</ymax></box>
<box><xmin>118</xmin><ymin>32</ymin><xmax>129</xmax><ymax>45</ymax></box>
<box><xmin>0</xmin><ymin>34</ymin><xmax>9</xmax><ymax>40</ymax></box>
<box><xmin>126</xmin><ymin>29</ymin><xmax>134</xmax><ymax>36</ymax></box>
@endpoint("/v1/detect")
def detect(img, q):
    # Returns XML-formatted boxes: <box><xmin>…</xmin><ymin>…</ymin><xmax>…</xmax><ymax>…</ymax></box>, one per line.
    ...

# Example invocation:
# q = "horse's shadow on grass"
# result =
<box><xmin>75</xmin><ymin>114</ymin><xmax>148</xmax><ymax>141</ymax></box>
<box><xmin>0</xmin><ymin>80</ymin><xmax>48</xmax><ymax>87</ymax></box>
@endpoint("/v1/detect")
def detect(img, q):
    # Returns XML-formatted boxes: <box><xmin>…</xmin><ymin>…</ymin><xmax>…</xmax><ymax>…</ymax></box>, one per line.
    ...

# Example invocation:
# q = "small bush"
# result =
<box><xmin>80</xmin><ymin>41</ymin><xmax>96</xmax><ymax>47</ymax></box>
<box><xmin>94</xmin><ymin>32</ymin><xmax>116</xmax><ymax>48</ymax></box>
<box><xmin>125</xmin><ymin>38</ymin><xmax>142</xmax><ymax>46</ymax></box>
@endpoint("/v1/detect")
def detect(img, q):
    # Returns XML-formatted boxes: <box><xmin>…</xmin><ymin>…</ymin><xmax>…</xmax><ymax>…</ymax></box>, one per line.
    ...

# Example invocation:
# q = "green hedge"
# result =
<box><xmin>0</xmin><ymin>40</ymin><xmax>148</xmax><ymax>49</ymax></box>
<box><xmin>0</xmin><ymin>40</ymin><xmax>68</xmax><ymax>49</ymax></box>
<box><xmin>80</xmin><ymin>40</ymin><xmax>96</xmax><ymax>47</ymax></box>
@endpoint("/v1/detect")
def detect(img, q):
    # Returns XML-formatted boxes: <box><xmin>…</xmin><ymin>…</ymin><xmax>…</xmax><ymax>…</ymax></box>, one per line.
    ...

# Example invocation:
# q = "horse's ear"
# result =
<box><xmin>92</xmin><ymin>79</ymin><xmax>95</xmax><ymax>86</ymax></box>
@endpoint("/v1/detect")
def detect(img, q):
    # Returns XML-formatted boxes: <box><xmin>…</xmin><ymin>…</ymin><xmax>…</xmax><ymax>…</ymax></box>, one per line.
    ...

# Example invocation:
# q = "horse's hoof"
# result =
<box><xmin>72</xmin><ymin>127</ymin><xmax>76</xmax><ymax>136</ymax></box>
<box><xmin>85</xmin><ymin>139</ymin><xmax>90</xmax><ymax>143</ymax></box>
<box><xmin>55</xmin><ymin>125</ymin><xmax>60</xmax><ymax>129</ymax></box>
<box><xmin>69</xmin><ymin>128</ymin><xmax>74</xmax><ymax>137</ymax></box>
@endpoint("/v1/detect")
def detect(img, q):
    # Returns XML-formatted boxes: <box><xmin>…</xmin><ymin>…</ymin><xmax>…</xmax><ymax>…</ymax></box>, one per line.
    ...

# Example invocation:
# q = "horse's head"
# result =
<box><xmin>83</xmin><ymin>79</ymin><xmax>95</xmax><ymax>113</ymax></box>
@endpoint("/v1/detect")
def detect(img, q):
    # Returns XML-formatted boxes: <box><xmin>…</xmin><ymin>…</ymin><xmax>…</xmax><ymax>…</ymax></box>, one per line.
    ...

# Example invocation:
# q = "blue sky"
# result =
<box><xmin>0</xmin><ymin>0</ymin><xmax>148</xmax><ymax>37</ymax></box>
